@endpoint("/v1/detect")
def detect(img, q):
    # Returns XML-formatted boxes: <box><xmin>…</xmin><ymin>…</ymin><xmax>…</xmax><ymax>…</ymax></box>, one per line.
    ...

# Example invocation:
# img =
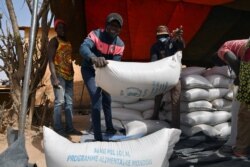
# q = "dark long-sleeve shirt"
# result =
<box><xmin>150</xmin><ymin>37</ymin><xmax>185</xmax><ymax>62</ymax></box>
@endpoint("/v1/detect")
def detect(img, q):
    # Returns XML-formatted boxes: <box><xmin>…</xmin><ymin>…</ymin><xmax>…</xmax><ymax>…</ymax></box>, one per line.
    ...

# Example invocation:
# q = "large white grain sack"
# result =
<box><xmin>140</xmin><ymin>96</ymin><xmax>155</xmax><ymax>100</ymax></box>
<box><xmin>205</xmin><ymin>74</ymin><xmax>233</xmax><ymax>88</ymax></box>
<box><xmin>101</xmin><ymin>108</ymin><xmax>143</xmax><ymax>121</ymax></box>
<box><xmin>210</xmin><ymin>111</ymin><xmax>231</xmax><ymax>125</ymax></box>
<box><xmin>224</xmin><ymin>90</ymin><xmax>233</xmax><ymax>100</ymax></box>
<box><xmin>181</xmin><ymin>124</ymin><xmax>219</xmax><ymax>137</ymax></box>
<box><xmin>180</xmin><ymin>111</ymin><xmax>213</xmax><ymax>126</ymax></box>
<box><xmin>181</xmin><ymin>74</ymin><xmax>213</xmax><ymax>90</ymax></box>
<box><xmin>181</xmin><ymin>88</ymin><xmax>209</xmax><ymax>102</ymax></box>
<box><xmin>181</xmin><ymin>66</ymin><xmax>206</xmax><ymax>77</ymax></box>
<box><xmin>111</xmin><ymin>101</ymin><xmax>123</xmax><ymax>108</ymax></box>
<box><xmin>211</xmin><ymin>98</ymin><xmax>232</xmax><ymax>111</ymax></box>
<box><xmin>43</xmin><ymin>126</ymin><xmax>181</xmax><ymax>167</ymax></box>
<box><xmin>166</xmin><ymin>110</ymin><xmax>228</xmax><ymax>126</ymax></box>
<box><xmin>112</xmin><ymin>96</ymin><xmax>139</xmax><ymax>104</ymax></box>
<box><xmin>123</xmin><ymin>120</ymin><xmax>171</xmax><ymax>136</ymax></box>
<box><xmin>208</xmin><ymin>88</ymin><xmax>229</xmax><ymax>101</ymax></box>
<box><xmin>214</xmin><ymin>122</ymin><xmax>231</xmax><ymax>139</ymax></box>
<box><xmin>203</xmin><ymin>66</ymin><xmax>235</xmax><ymax>78</ymax></box>
<box><xmin>180</xmin><ymin>100</ymin><xmax>214</xmax><ymax>112</ymax></box>
<box><xmin>95</xmin><ymin>52</ymin><xmax>182</xmax><ymax>98</ymax></box>
<box><xmin>123</xmin><ymin>99</ymin><xmax>154</xmax><ymax>112</ymax></box>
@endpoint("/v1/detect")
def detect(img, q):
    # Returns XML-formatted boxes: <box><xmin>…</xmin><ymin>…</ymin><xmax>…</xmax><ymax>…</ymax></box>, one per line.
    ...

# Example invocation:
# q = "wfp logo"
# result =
<box><xmin>121</xmin><ymin>87</ymin><xmax>142</xmax><ymax>97</ymax></box>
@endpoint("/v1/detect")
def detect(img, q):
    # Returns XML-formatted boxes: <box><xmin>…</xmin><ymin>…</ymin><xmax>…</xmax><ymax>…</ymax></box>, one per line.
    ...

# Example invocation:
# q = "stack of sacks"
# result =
<box><xmin>202</xmin><ymin>66</ymin><xmax>235</xmax><ymax>138</ymax></box>
<box><xmin>203</xmin><ymin>66</ymin><xmax>234</xmax><ymax>111</ymax></box>
<box><xmin>101</xmin><ymin>96</ymin><xmax>171</xmax><ymax>137</ymax></box>
<box><xmin>96</xmin><ymin>52</ymin><xmax>182</xmax><ymax>138</ymax></box>
<box><xmin>160</xmin><ymin>66</ymin><xmax>232</xmax><ymax>139</ymax></box>
<box><xmin>159</xmin><ymin>66</ymin><xmax>209</xmax><ymax>120</ymax></box>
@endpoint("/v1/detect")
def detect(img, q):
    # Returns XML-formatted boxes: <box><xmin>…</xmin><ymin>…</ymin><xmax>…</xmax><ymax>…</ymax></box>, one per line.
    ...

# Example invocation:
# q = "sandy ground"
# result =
<box><xmin>0</xmin><ymin>115</ymin><xmax>90</xmax><ymax>167</ymax></box>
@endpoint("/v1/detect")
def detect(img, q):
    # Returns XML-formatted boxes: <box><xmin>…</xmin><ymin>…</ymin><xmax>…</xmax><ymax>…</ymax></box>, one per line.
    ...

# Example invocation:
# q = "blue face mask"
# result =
<box><xmin>158</xmin><ymin>37</ymin><xmax>169</xmax><ymax>43</ymax></box>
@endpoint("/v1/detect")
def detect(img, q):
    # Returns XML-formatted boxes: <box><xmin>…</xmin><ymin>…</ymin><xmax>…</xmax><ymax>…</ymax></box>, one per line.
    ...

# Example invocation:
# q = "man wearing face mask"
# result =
<box><xmin>150</xmin><ymin>25</ymin><xmax>185</xmax><ymax>127</ymax></box>
<box><xmin>79</xmin><ymin>13</ymin><xmax>125</xmax><ymax>141</ymax></box>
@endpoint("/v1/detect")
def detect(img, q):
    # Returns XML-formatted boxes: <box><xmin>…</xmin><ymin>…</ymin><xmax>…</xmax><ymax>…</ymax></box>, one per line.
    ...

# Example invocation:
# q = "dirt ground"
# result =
<box><xmin>0</xmin><ymin>114</ymin><xmax>90</xmax><ymax>167</ymax></box>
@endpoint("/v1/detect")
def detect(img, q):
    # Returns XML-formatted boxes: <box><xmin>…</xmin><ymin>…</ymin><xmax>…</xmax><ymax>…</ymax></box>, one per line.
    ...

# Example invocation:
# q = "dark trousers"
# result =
<box><xmin>81</xmin><ymin>66</ymin><xmax>114</xmax><ymax>140</ymax></box>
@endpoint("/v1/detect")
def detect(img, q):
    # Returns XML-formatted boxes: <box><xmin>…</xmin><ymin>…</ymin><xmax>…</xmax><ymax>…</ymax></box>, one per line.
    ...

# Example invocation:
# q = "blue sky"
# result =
<box><xmin>0</xmin><ymin>0</ymin><xmax>31</xmax><ymax>27</ymax></box>
<box><xmin>0</xmin><ymin>0</ymin><xmax>31</xmax><ymax>80</ymax></box>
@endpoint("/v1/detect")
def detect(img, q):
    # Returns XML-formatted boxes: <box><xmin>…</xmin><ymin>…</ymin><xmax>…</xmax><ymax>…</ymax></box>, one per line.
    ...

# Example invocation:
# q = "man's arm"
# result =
<box><xmin>224</xmin><ymin>51</ymin><xmax>240</xmax><ymax>77</ymax></box>
<box><xmin>79</xmin><ymin>37</ymin><xmax>96</xmax><ymax>62</ymax></box>
<box><xmin>171</xmin><ymin>26</ymin><xmax>185</xmax><ymax>51</ymax></box>
<box><xmin>48</xmin><ymin>37</ymin><xmax>59</xmax><ymax>87</ymax></box>
<box><xmin>79</xmin><ymin>36</ymin><xmax>108</xmax><ymax>67</ymax></box>
<box><xmin>217</xmin><ymin>42</ymin><xmax>240</xmax><ymax>76</ymax></box>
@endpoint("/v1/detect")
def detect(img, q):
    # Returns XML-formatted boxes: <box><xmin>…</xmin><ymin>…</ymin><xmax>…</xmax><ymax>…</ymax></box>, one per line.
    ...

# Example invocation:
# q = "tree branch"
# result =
<box><xmin>5</xmin><ymin>0</ymin><xmax>24</xmax><ymax>79</ymax></box>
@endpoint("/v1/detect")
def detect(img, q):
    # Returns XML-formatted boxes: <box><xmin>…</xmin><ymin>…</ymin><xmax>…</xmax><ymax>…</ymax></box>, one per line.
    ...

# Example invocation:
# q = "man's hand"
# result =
<box><xmin>172</xmin><ymin>25</ymin><xmax>183</xmax><ymax>39</ymax></box>
<box><xmin>91</xmin><ymin>56</ymin><xmax>109</xmax><ymax>68</ymax></box>
<box><xmin>52</xmin><ymin>77</ymin><xmax>60</xmax><ymax>88</ymax></box>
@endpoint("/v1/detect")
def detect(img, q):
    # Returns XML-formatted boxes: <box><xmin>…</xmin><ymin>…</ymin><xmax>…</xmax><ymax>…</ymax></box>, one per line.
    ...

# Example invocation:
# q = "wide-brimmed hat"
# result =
<box><xmin>156</xmin><ymin>25</ymin><xmax>169</xmax><ymax>35</ymax></box>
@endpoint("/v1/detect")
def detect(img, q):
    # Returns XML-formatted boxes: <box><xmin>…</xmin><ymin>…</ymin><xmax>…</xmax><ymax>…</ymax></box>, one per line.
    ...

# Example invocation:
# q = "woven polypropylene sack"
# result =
<box><xmin>95</xmin><ymin>51</ymin><xmax>182</xmax><ymax>98</ymax></box>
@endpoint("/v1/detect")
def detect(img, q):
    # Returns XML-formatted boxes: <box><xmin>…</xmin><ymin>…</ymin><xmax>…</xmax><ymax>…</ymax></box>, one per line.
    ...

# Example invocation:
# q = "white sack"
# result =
<box><xmin>181</xmin><ymin>88</ymin><xmax>209</xmax><ymax>102</ymax></box>
<box><xmin>111</xmin><ymin>101</ymin><xmax>123</xmax><ymax>108</ymax></box>
<box><xmin>208</xmin><ymin>88</ymin><xmax>229</xmax><ymax>101</ymax></box>
<box><xmin>101</xmin><ymin>108</ymin><xmax>143</xmax><ymax>121</ymax></box>
<box><xmin>210</xmin><ymin>111</ymin><xmax>231</xmax><ymax>125</ymax></box>
<box><xmin>180</xmin><ymin>100</ymin><xmax>214</xmax><ymax>112</ymax></box>
<box><xmin>181</xmin><ymin>74</ymin><xmax>213</xmax><ymax>90</ymax></box>
<box><xmin>180</xmin><ymin>111</ymin><xmax>213</xmax><ymax>126</ymax></box>
<box><xmin>202</xmin><ymin>66</ymin><xmax>235</xmax><ymax>78</ymax></box>
<box><xmin>224</xmin><ymin>90</ymin><xmax>233</xmax><ymax>100</ymax></box>
<box><xmin>112</xmin><ymin>96</ymin><xmax>139</xmax><ymax>104</ymax></box>
<box><xmin>181</xmin><ymin>124</ymin><xmax>219</xmax><ymax>137</ymax></box>
<box><xmin>43</xmin><ymin>126</ymin><xmax>181</xmax><ymax>167</ymax></box>
<box><xmin>95</xmin><ymin>52</ymin><xmax>182</xmax><ymax>98</ymax></box>
<box><xmin>123</xmin><ymin>99</ymin><xmax>154</xmax><ymax>112</ymax></box>
<box><xmin>214</xmin><ymin>122</ymin><xmax>231</xmax><ymax>139</ymax></box>
<box><xmin>123</xmin><ymin>120</ymin><xmax>171</xmax><ymax>136</ymax></box>
<box><xmin>211</xmin><ymin>98</ymin><xmax>232</xmax><ymax>111</ymax></box>
<box><xmin>205</xmin><ymin>74</ymin><xmax>233</xmax><ymax>88</ymax></box>
<box><xmin>181</xmin><ymin>66</ymin><xmax>206</xmax><ymax>78</ymax></box>
<box><xmin>180</xmin><ymin>110</ymin><xmax>231</xmax><ymax>126</ymax></box>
